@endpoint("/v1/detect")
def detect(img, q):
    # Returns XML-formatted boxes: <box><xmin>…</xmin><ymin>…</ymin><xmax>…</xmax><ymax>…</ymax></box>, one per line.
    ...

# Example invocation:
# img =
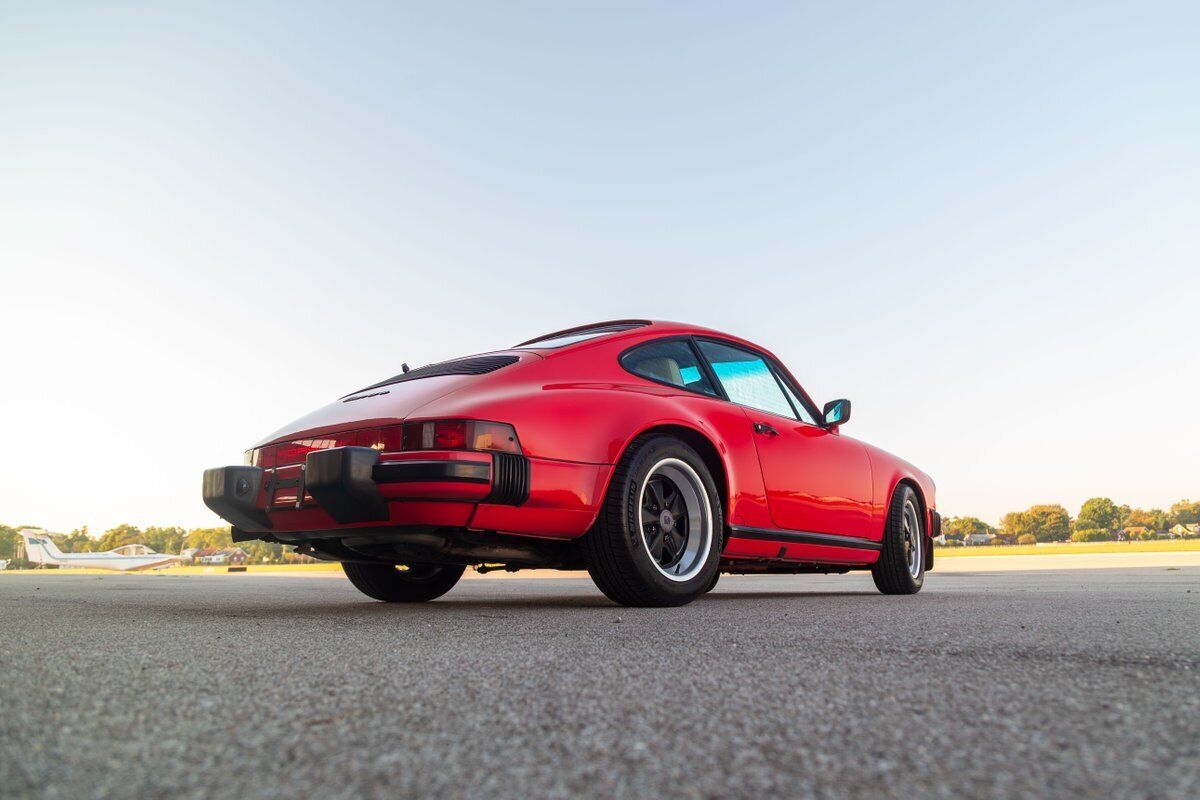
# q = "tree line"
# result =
<box><xmin>0</xmin><ymin>523</ymin><xmax>292</xmax><ymax>564</ymax></box>
<box><xmin>942</xmin><ymin>498</ymin><xmax>1200</xmax><ymax>545</ymax></box>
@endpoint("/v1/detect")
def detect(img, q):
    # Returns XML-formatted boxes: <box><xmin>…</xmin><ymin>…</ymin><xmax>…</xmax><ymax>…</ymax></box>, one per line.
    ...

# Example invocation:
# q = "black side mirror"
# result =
<box><xmin>822</xmin><ymin>398</ymin><xmax>851</xmax><ymax>427</ymax></box>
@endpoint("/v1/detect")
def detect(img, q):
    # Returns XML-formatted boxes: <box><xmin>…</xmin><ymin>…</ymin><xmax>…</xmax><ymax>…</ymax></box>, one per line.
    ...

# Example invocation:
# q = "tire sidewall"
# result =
<box><xmin>617</xmin><ymin>437</ymin><xmax>723</xmax><ymax>601</ymax></box>
<box><xmin>895</xmin><ymin>486</ymin><xmax>924</xmax><ymax>591</ymax></box>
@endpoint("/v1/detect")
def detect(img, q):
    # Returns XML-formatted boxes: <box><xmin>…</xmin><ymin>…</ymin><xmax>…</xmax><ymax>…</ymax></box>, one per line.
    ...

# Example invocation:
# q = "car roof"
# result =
<box><xmin>514</xmin><ymin>319</ymin><xmax>766</xmax><ymax>353</ymax></box>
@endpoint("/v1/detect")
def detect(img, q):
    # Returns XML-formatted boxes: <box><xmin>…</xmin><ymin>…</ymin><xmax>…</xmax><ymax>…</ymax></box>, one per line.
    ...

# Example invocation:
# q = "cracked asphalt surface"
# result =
<box><xmin>1</xmin><ymin>567</ymin><xmax>1198</xmax><ymax>799</ymax></box>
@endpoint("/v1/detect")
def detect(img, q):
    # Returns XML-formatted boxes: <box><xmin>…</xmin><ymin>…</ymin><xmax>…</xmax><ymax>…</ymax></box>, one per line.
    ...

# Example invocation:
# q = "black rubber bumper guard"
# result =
<box><xmin>203</xmin><ymin>447</ymin><xmax>530</xmax><ymax>534</ymax></box>
<box><xmin>927</xmin><ymin>509</ymin><xmax>940</xmax><ymax>571</ymax></box>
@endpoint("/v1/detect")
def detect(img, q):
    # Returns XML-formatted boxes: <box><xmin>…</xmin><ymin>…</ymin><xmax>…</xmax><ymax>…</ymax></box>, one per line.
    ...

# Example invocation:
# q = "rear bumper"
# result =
<box><xmin>203</xmin><ymin>446</ymin><xmax>529</xmax><ymax>535</ymax></box>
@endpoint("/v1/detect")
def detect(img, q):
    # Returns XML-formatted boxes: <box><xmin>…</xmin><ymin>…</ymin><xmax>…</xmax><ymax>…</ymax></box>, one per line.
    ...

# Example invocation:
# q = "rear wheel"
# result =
<box><xmin>581</xmin><ymin>435</ymin><xmax>722</xmax><ymax>607</ymax></box>
<box><xmin>871</xmin><ymin>485</ymin><xmax>925</xmax><ymax>595</ymax></box>
<box><xmin>342</xmin><ymin>562</ymin><xmax>465</xmax><ymax>602</ymax></box>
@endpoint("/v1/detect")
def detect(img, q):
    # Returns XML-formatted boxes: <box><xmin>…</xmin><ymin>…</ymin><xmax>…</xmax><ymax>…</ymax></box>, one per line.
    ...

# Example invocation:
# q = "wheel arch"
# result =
<box><xmin>609</xmin><ymin>423</ymin><xmax>732</xmax><ymax>542</ymax></box>
<box><xmin>889</xmin><ymin>477</ymin><xmax>928</xmax><ymax>534</ymax></box>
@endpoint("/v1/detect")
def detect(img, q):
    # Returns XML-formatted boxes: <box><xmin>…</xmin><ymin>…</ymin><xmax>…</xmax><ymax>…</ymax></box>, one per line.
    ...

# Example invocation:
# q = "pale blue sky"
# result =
<box><xmin>2</xmin><ymin>1</ymin><xmax>1197</xmax><ymax>533</ymax></box>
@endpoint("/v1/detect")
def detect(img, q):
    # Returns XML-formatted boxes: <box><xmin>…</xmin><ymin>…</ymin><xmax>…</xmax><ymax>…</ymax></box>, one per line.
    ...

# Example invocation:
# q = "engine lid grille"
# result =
<box><xmin>344</xmin><ymin>354</ymin><xmax>520</xmax><ymax>399</ymax></box>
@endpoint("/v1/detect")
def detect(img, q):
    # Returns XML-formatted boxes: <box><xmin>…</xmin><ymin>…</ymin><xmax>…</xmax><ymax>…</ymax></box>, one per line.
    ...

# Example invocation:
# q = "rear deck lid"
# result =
<box><xmin>251</xmin><ymin>352</ymin><xmax>531</xmax><ymax>449</ymax></box>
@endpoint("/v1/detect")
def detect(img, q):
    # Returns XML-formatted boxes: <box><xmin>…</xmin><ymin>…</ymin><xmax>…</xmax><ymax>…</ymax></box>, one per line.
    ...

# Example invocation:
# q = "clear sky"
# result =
<box><xmin>2</xmin><ymin>2</ymin><xmax>1197</xmax><ymax>534</ymax></box>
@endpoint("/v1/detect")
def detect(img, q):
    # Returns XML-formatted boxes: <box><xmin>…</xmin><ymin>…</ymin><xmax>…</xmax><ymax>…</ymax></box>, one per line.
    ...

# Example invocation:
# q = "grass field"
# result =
<box><xmin>934</xmin><ymin>539</ymin><xmax>1200</xmax><ymax>557</ymax></box>
<box><xmin>5</xmin><ymin>539</ymin><xmax>1199</xmax><ymax>576</ymax></box>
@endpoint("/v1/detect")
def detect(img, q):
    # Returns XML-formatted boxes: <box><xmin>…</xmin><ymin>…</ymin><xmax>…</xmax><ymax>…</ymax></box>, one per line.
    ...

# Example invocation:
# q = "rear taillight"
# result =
<box><xmin>255</xmin><ymin>420</ymin><xmax>522</xmax><ymax>466</ymax></box>
<box><xmin>402</xmin><ymin>420</ymin><xmax>521</xmax><ymax>454</ymax></box>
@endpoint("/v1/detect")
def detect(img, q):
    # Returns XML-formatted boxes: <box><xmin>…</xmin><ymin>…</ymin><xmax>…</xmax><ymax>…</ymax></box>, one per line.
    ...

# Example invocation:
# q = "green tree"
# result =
<box><xmin>184</xmin><ymin>527</ymin><xmax>234</xmax><ymax>550</ymax></box>
<box><xmin>56</xmin><ymin>526</ymin><xmax>93</xmax><ymax>553</ymax></box>
<box><xmin>1002</xmin><ymin>504</ymin><xmax>1071</xmax><ymax>542</ymax></box>
<box><xmin>143</xmin><ymin>526</ymin><xmax>186</xmax><ymax>555</ymax></box>
<box><xmin>1120</xmin><ymin>507</ymin><xmax>1156</xmax><ymax>530</ymax></box>
<box><xmin>93</xmin><ymin>524</ymin><xmax>144</xmax><ymax>552</ymax></box>
<box><xmin>1000</xmin><ymin>511</ymin><xmax>1029</xmax><ymax>539</ymax></box>
<box><xmin>1072</xmin><ymin>528</ymin><xmax>1113</xmax><ymax>542</ymax></box>
<box><xmin>0</xmin><ymin>525</ymin><xmax>22</xmax><ymax>560</ymax></box>
<box><xmin>1170</xmin><ymin>500</ymin><xmax>1200</xmax><ymax>526</ymax></box>
<box><xmin>942</xmin><ymin>516</ymin><xmax>996</xmax><ymax>541</ymax></box>
<box><xmin>1077</xmin><ymin>498</ymin><xmax>1120</xmax><ymax>532</ymax></box>
<box><xmin>1028</xmin><ymin>504</ymin><xmax>1072</xmax><ymax>541</ymax></box>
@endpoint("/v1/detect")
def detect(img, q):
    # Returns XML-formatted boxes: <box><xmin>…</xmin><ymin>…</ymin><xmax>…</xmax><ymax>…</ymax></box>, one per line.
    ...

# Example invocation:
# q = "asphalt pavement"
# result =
<box><xmin>1</xmin><ymin>567</ymin><xmax>1198</xmax><ymax>799</ymax></box>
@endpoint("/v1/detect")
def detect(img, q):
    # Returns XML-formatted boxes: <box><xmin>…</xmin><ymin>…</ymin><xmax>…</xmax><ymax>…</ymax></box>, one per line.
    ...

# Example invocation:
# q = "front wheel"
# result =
<box><xmin>581</xmin><ymin>435</ymin><xmax>723</xmax><ymax>607</ymax></box>
<box><xmin>704</xmin><ymin>571</ymin><xmax>720</xmax><ymax>593</ymax></box>
<box><xmin>342</xmin><ymin>562</ymin><xmax>465</xmax><ymax>602</ymax></box>
<box><xmin>871</xmin><ymin>485</ymin><xmax>925</xmax><ymax>595</ymax></box>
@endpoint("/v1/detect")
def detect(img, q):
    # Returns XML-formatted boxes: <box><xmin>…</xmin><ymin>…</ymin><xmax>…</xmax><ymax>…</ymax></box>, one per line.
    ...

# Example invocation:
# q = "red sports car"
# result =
<box><xmin>203</xmin><ymin>320</ymin><xmax>938</xmax><ymax>606</ymax></box>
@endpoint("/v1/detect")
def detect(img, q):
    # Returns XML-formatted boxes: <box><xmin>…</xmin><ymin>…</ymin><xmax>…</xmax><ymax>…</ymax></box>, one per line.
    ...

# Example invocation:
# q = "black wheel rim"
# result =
<box><xmin>641</xmin><ymin>474</ymin><xmax>690</xmax><ymax>570</ymax></box>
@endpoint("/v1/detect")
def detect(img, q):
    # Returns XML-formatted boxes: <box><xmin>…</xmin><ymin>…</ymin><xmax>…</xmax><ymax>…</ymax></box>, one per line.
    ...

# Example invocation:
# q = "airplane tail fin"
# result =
<box><xmin>18</xmin><ymin>529</ymin><xmax>64</xmax><ymax>564</ymax></box>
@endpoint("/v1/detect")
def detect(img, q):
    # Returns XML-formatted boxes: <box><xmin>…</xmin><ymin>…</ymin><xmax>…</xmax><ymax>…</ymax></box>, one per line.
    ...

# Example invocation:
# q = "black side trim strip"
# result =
<box><xmin>373</xmin><ymin>461</ymin><xmax>490</xmax><ymax>484</ymax></box>
<box><xmin>729</xmin><ymin>525</ymin><xmax>882</xmax><ymax>552</ymax></box>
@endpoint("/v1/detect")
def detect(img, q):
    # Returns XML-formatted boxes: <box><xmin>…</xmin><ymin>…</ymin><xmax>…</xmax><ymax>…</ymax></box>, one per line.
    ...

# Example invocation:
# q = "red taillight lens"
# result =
<box><xmin>433</xmin><ymin>420</ymin><xmax>467</xmax><ymax>449</ymax></box>
<box><xmin>401</xmin><ymin>420</ymin><xmax>521</xmax><ymax>453</ymax></box>
<box><xmin>357</xmin><ymin>426</ymin><xmax>403</xmax><ymax>452</ymax></box>
<box><xmin>262</xmin><ymin>420</ymin><xmax>519</xmax><ymax>466</ymax></box>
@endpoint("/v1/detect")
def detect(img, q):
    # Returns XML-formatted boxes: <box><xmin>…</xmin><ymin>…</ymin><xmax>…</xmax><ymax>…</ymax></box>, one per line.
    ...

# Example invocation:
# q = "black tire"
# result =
<box><xmin>704</xmin><ymin>571</ymin><xmax>720</xmax><ymax>593</ymax></box>
<box><xmin>342</xmin><ymin>562</ymin><xmax>465</xmax><ymax>602</ymax></box>
<box><xmin>871</xmin><ymin>485</ymin><xmax>925</xmax><ymax>595</ymax></box>
<box><xmin>581</xmin><ymin>435</ymin><xmax>723</xmax><ymax>607</ymax></box>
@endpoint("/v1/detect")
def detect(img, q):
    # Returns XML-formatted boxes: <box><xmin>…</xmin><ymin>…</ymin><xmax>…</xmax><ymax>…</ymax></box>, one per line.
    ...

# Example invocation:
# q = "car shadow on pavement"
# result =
<box><xmin>703</xmin><ymin>590</ymin><xmax>879</xmax><ymax>600</ymax></box>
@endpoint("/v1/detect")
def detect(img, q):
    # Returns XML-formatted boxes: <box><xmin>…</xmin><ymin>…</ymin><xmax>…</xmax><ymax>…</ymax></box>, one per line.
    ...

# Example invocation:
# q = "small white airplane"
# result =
<box><xmin>18</xmin><ymin>529</ymin><xmax>183</xmax><ymax>572</ymax></box>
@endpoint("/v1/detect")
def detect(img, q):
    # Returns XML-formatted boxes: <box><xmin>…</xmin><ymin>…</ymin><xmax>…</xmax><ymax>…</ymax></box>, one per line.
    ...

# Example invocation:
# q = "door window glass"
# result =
<box><xmin>777</xmin><ymin>375</ymin><xmax>818</xmax><ymax>425</ymax></box>
<box><xmin>696</xmin><ymin>341</ymin><xmax>796</xmax><ymax>419</ymax></box>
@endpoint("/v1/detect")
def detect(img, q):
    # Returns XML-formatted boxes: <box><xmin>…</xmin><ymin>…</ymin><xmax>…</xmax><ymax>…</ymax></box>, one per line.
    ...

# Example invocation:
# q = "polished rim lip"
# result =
<box><xmin>903</xmin><ymin>499</ymin><xmax>922</xmax><ymax>578</ymax></box>
<box><xmin>638</xmin><ymin>458</ymin><xmax>713</xmax><ymax>583</ymax></box>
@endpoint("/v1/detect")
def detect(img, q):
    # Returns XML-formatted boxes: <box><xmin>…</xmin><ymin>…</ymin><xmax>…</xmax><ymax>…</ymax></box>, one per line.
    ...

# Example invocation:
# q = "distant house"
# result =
<box><xmin>199</xmin><ymin>547</ymin><xmax>248</xmax><ymax>566</ymax></box>
<box><xmin>222</xmin><ymin>547</ymin><xmax>248</xmax><ymax>565</ymax></box>
<box><xmin>963</xmin><ymin>532</ymin><xmax>996</xmax><ymax>546</ymax></box>
<box><xmin>1169</xmin><ymin>523</ymin><xmax>1199</xmax><ymax>538</ymax></box>
<box><xmin>179</xmin><ymin>547</ymin><xmax>202</xmax><ymax>563</ymax></box>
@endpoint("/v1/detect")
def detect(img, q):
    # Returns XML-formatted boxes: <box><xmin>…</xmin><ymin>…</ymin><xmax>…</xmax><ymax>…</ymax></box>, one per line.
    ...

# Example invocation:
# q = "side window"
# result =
<box><xmin>696</xmin><ymin>340</ymin><xmax>796</xmax><ymax>419</ymax></box>
<box><xmin>620</xmin><ymin>340</ymin><xmax>719</xmax><ymax>397</ymax></box>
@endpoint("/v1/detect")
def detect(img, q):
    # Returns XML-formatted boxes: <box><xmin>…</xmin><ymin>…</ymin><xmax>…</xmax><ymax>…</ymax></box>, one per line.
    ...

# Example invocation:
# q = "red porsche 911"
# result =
<box><xmin>203</xmin><ymin>320</ymin><xmax>938</xmax><ymax>607</ymax></box>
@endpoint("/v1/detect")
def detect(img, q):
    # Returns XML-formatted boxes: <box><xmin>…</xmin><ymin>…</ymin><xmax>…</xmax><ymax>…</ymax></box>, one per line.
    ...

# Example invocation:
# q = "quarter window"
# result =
<box><xmin>621</xmin><ymin>340</ymin><xmax>718</xmax><ymax>397</ymax></box>
<box><xmin>696</xmin><ymin>340</ymin><xmax>796</xmax><ymax>419</ymax></box>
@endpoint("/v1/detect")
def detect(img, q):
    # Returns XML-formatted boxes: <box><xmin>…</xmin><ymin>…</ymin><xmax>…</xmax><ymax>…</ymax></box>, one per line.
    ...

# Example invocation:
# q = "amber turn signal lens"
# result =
<box><xmin>401</xmin><ymin>420</ymin><xmax>521</xmax><ymax>454</ymax></box>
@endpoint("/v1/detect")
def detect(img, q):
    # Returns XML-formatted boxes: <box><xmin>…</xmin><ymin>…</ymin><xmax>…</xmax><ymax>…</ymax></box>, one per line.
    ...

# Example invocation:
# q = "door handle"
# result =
<box><xmin>753</xmin><ymin>422</ymin><xmax>778</xmax><ymax>436</ymax></box>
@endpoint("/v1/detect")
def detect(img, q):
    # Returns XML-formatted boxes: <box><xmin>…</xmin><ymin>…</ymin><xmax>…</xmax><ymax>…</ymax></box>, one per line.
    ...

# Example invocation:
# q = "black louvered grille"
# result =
<box><xmin>484</xmin><ymin>453</ymin><xmax>530</xmax><ymax>506</ymax></box>
<box><xmin>347</xmin><ymin>355</ymin><xmax>520</xmax><ymax>398</ymax></box>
